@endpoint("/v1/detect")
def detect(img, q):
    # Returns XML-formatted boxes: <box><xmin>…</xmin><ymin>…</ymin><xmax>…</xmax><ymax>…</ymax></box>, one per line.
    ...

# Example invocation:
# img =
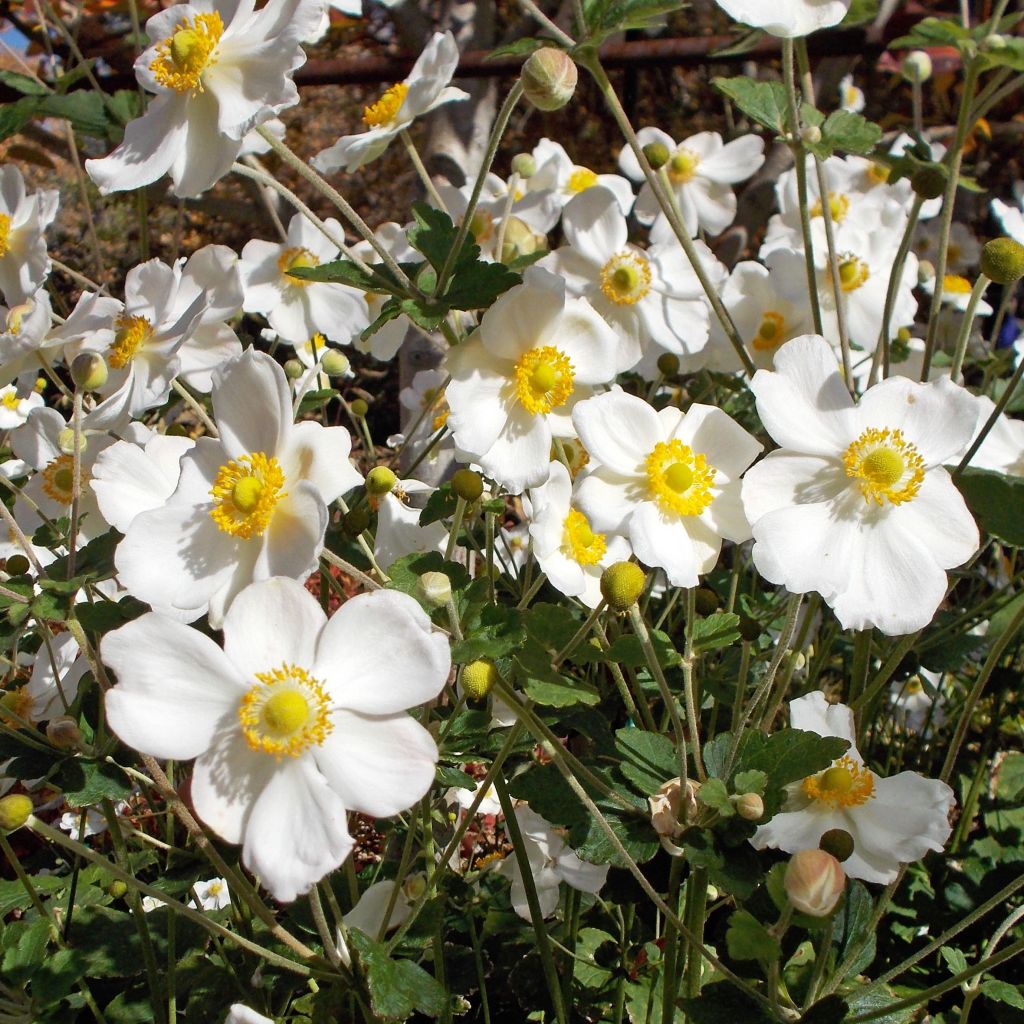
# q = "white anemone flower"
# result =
<box><xmin>966</xmin><ymin>394</ymin><xmax>1024</xmax><ymax>477</ymax></box>
<box><xmin>525</xmin><ymin>139</ymin><xmax>635</xmax><ymax>216</ymax></box>
<box><xmin>741</xmin><ymin>334</ymin><xmax>981</xmax><ymax>635</ymax></box>
<box><xmin>838</xmin><ymin>74</ymin><xmax>865</xmax><ymax>113</ymax></box>
<box><xmin>350</xmin><ymin>222</ymin><xmax>417</xmax><ymax>361</ymax></box>
<box><xmin>621</xmin><ymin>128</ymin><xmax>764</xmax><ymax>238</ymax></box>
<box><xmin>496</xmin><ymin>805</ymin><xmax>608</xmax><ymax>919</ymax></box>
<box><xmin>541</xmin><ymin>186</ymin><xmax>724</xmax><ymax>376</ymax></box>
<box><xmin>444</xmin><ymin>271</ymin><xmax>625</xmax><ymax>494</ymax></box>
<box><xmin>0</xmin><ymin>290</ymin><xmax>56</xmax><ymax>389</ymax></box>
<box><xmin>225</xmin><ymin>1006</ymin><xmax>273</xmax><ymax>1024</ymax></box>
<box><xmin>527</xmin><ymin>461</ymin><xmax>631</xmax><ymax>608</ymax></box>
<box><xmin>192</xmin><ymin>877</ymin><xmax>232</xmax><ymax>911</ymax></box>
<box><xmin>114</xmin><ymin>349</ymin><xmax>363</xmax><ymax>627</ymax></box>
<box><xmin>0</xmin><ymin>384</ymin><xmax>43</xmax><ymax>429</ymax></box>
<box><xmin>572</xmin><ymin>389</ymin><xmax>762</xmax><ymax>588</ymax></box>
<box><xmin>992</xmin><ymin>194</ymin><xmax>1024</xmax><ymax>245</ymax></box>
<box><xmin>102</xmin><ymin>577</ymin><xmax>451</xmax><ymax>902</ymax></box>
<box><xmin>86</xmin><ymin>0</ymin><xmax>324</xmax><ymax>198</ymax></box>
<box><xmin>919</xmin><ymin>273</ymin><xmax>993</xmax><ymax>317</ymax></box>
<box><xmin>25</xmin><ymin>632</ymin><xmax>89</xmax><ymax>723</ymax></box>
<box><xmin>239</xmin><ymin>213</ymin><xmax>368</xmax><ymax>346</ymax></box>
<box><xmin>312</xmin><ymin>32</ymin><xmax>469</xmax><ymax>174</ymax></box>
<box><xmin>751</xmin><ymin>692</ymin><xmax>954</xmax><ymax>883</ymax></box>
<box><xmin>712</xmin><ymin>0</ymin><xmax>852</xmax><ymax>38</ymax></box>
<box><xmin>889</xmin><ymin>673</ymin><xmax>947</xmax><ymax>735</ymax></box>
<box><xmin>0</xmin><ymin>166</ymin><xmax>58</xmax><ymax>305</ymax></box>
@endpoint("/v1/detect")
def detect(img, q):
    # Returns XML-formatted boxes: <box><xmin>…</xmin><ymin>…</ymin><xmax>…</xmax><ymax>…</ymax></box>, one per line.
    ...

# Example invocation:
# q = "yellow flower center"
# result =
<box><xmin>5</xmin><ymin>302</ymin><xmax>31</xmax><ymax>336</ymax></box>
<box><xmin>668</xmin><ymin>148</ymin><xmax>700</xmax><ymax>184</ymax></box>
<box><xmin>554</xmin><ymin>438</ymin><xmax>590</xmax><ymax>477</ymax></box>
<box><xmin>0</xmin><ymin>685</ymin><xmax>33</xmax><ymax>724</ymax></box>
<box><xmin>1</xmin><ymin>390</ymin><xmax>20</xmax><ymax>410</ymax></box>
<box><xmin>942</xmin><ymin>274</ymin><xmax>973</xmax><ymax>295</ymax></box>
<box><xmin>0</xmin><ymin>212</ymin><xmax>10</xmax><ymax>258</ymax></box>
<box><xmin>41</xmin><ymin>454</ymin><xmax>83</xmax><ymax>504</ymax></box>
<box><xmin>363</xmin><ymin>82</ymin><xmax>409</xmax><ymax>128</ymax></box>
<box><xmin>150</xmin><ymin>12</ymin><xmax>223</xmax><ymax>93</ymax></box>
<box><xmin>563</xmin><ymin>507</ymin><xmax>606</xmax><ymax>567</ymax></box>
<box><xmin>811</xmin><ymin>191</ymin><xmax>850</xmax><ymax>224</ymax></box>
<box><xmin>468</xmin><ymin>209</ymin><xmax>494</xmax><ymax>243</ymax></box>
<box><xmin>867</xmin><ymin>162</ymin><xmax>890</xmax><ymax>185</ymax></box>
<box><xmin>752</xmin><ymin>311</ymin><xmax>787</xmax><ymax>352</ymax></box>
<box><xmin>238</xmin><ymin>663</ymin><xmax>333</xmax><ymax>758</ymax></box>
<box><xmin>567</xmin><ymin>167</ymin><xmax>598</xmax><ymax>194</ymax></box>
<box><xmin>843</xmin><ymin>427</ymin><xmax>925</xmax><ymax>506</ymax></box>
<box><xmin>802</xmin><ymin>755</ymin><xmax>875</xmax><ymax>808</ymax></box>
<box><xmin>109</xmin><ymin>314</ymin><xmax>154</xmax><ymax>369</ymax></box>
<box><xmin>278</xmin><ymin>247</ymin><xmax>320</xmax><ymax>286</ymax></box>
<box><xmin>645</xmin><ymin>439</ymin><xmax>716</xmax><ymax>517</ymax></box>
<box><xmin>209</xmin><ymin>452</ymin><xmax>286</xmax><ymax>539</ymax></box>
<box><xmin>905</xmin><ymin>676</ymin><xmax>924</xmax><ymax>695</ymax></box>
<box><xmin>837</xmin><ymin>255</ymin><xmax>870</xmax><ymax>293</ymax></box>
<box><xmin>600</xmin><ymin>251</ymin><xmax>652</xmax><ymax>306</ymax></box>
<box><xmin>513</xmin><ymin>346</ymin><xmax>575</xmax><ymax>416</ymax></box>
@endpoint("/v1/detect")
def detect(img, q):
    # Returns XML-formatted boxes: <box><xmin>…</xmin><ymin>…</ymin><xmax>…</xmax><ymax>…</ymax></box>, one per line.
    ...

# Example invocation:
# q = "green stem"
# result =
<box><xmin>683</xmin><ymin>866</ymin><xmax>709</xmax><ymax>999</ymax></box>
<box><xmin>400</xmin><ymin>129</ymin><xmax>449</xmax><ymax>212</ymax></box>
<box><xmin>949</xmin><ymin>274</ymin><xmax>991</xmax><ymax>380</ymax></box>
<box><xmin>660</xmin><ymin>856</ymin><xmax>685</xmax><ymax>1024</ymax></box>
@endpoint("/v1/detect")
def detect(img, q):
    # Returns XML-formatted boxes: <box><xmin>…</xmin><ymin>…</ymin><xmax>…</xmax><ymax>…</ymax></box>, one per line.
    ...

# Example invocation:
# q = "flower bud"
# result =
<box><xmin>5</xmin><ymin>555</ymin><xmax>30</xmax><ymax>577</ymax></box>
<box><xmin>801</xmin><ymin>125</ymin><xmax>822</xmax><ymax>145</ymax></box>
<box><xmin>693</xmin><ymin>587</ymin><xmax>719</xmax><ymax>616</ymax></box>
<box><xmin>784</xmin><ymin>849</ymin><xmax>846</xmax><ymax>917</ymax></box>
<box><xmin>600</xmin><ymin>561</ymin><xmax>646</xmax><ymax>611</ymax></box>
<box><xmin>901</xmin><ymin>50</ymin><xmax>932</xmax><ymax>84</ymax></box>
<box><xmin>0</xmin><ymin>794</ymin><xmax>33</xmax><ymax>832</ymax></box>
<box><xmin>980</xmin><ymin>237</ymin><xmax>1024</xmax><ymax>285</ymax></box>
<box><xmin>451</xmin><ymin>468</ymin><xmax>484</xmax><ymax>502</ymax></box>
<box><xmin>819</xmin><ymin>827</ymin><xmax>855</xmax><ymax>863</ymax></box>
<box><xmin>656</xmin><ymin>352</ymin><xmax>680</xmax><ymax>378</ymax></box>
<box><xmin>366</xmin><ymin>466</ymin><xmax>398</xmax><ymax>496</ymax></box>
<box><xmin>417</xmin><ymin>571</ymin><xmax>452</xmax><ymax>609</ymax></box>
<box><xmin>57</xmin><ymin>427</ymin><xmax>87</xmax><ymax>456</ymax></box>
<box><xmin>283</xmin><ymin>358</ymin><xmax>305</xmax><ymax>380</ymax></box>
<box><xmin>981</xmin><ymin>33</ymin><xmax>1008</xmax><ymax>51</ymax></box>
<box><xmin>70</xmin><ymin>351</ymin><xmax>108</xmax><ymax>392</ymax></box>
<box><xmin>511</xmin><ymin>153</ymin><xmax>536</xmax><ymax>179</ymax></box>
<box><xmin>320</xmin><ymin>349</ymin><xmax>351</xmax><ymax>377</ymax></box>
<box><xmin>342</xmin><ymin>507</ymin><xmax>370</xmax><ymax>537</ymax></box>
<box><xmin>521</xmin><ymin>48</ymin><xmax>578</xmax><ymax>111</ymax></box>
<box><xmin>350</xmin><ymin>398</ymin><xmax>369</xmax><ymax>418</ymax></box>
<box><xmin>648</xmin><ymin>777</ymin><xmax>700</xmax><ymax>839</ymax></box>
<box><xmin>500</xmin><ymin>217</ymin><xmax>545</xmax><ymax>265</ymax></box>
<box><xmin>462</xmin><ymin>658</ymin><xmax>501</xmax><ymax>700</ymax></box>
<box><xmin>46</xmin><ymin>716</ymin><xmax>84</xmax><ymax>751</ymax></box>
<box><xmin>107</xmin><ymin>880</ymin><xmax>128</xmax><ymax>899</ymax></box>
<box><xmin>734</xmin><ymin>792</ymin><xmax>764</xmax><ymax>821</ymax></box>
<box><xmin>643</xmin><ymin>142</ymin><xmax>671</xmax><ymax>170</ymax></box>
<box><xmin>738</xmin><ymin>614</ymin><xmax>763</xmax><ymax>642</ymax></box>
<box><xmin>911</xmin><ymin>165</ymin><xmax>946</xmax><ymax>201</ymax></box>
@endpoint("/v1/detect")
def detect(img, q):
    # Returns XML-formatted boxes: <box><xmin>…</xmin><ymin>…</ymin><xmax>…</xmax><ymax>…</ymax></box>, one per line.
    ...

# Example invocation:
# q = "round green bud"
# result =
<box><xmin>800</xmin><ymin>125</ymin><xmax>822</xmax><ymax>145</ymax></box>
<box><xmin>656</xmin><ymin>352</ymin><xmax>680</xmax><ymax>378</ymax></box>
<box><xmin>600</xmin><ymin>561</ymin><xmax>646</xmax><ymax>611</ymax></box>
<box><xmin>366</xmin><ymin>466</ymin><xmax>398</xmax><ymax>496</ymax></box>
<box><xmin>980</xmin><ymin>237</ymin><xmax>1024</xmax><ymax>285</ymax></box>
<box><xmin>901</xmin><ymin>50</ymin><xmax>932</xmax><ymax>84</ymax></box>
<box><xmin>417</xmin><ymin>571</ymin><xmax>452</xmax><ymax>609</ymax></box>
<box><xmin>738</xmin><ymin>614</ymin><xmax>763</xmax><ymax>642</ymax></box>
<box><xmin>5</xmin><ymin>555</ymin><xmax>30</xmax><ymax>577</ymax></box>
<box><xmin>462</xmin><ymin>658</ymin><xmax>501</xmax><ymax>700</ymax></box>
<box><xmin>70</xmin><ymin>351</ymin><xmax>108</xmax><ymax>392</ymax></box>
<box><xmin>643</xmin><ymin>142</ymin><xmax>671</xmax><ymax>170</ymax></box>
<box><xmin>451</xmin><ymin>468</ymin><xmax>484</xmax><ymax>502</ymax></box>
<box><xmin>511</xmin><ymin>153</ymin><xmax>537</xmax><ymax>179</ymax></box>
<box><xmin>283</xmin><ymin>358</ymin><xmax>305</xmax><ymax>381</ymax></box>
<box><xmin>320</xmin><ymin>349</ymin><xmax>351</xmax><ymax>377</ymax></box>
<box><xmin>0</xmin><ymin>794</ymin><xmax>32</xmax><ymax>832</ymax></box>
<box><xmin>107</xmin><ymin>880</ymin><xmax>129</xmax><ymax>899</ymax></box>
<box><xmin>521</xmin><ymin>48</ymin><xmax>578</xmax><ymax>112</ymax></box>
<box><xmin>819</xmin><ymin>828</ymin><xmax>855</xmax><ymax>863</ymax></box>
<box><xmin>57</xmin><ymin>427</ymin><xmax>87</xmax><ymax>456</ymax></box>
<box><xmin>350</xmin><ymin>398</ymin><xmax>369</xmax><ymax>418</ymax></box>
<box><xmin>734</xmin><ymin>792</ymin><xmax>764</xmax><ymax>821</ymax></box>
<box><xmin>342</xmin><ymin>507</ymin><xmax>371</xmax><ymax>537</ymax></box>
<box><xmin>693</xmin><ymin>587</ymin><xmax>719</xmax><ymax>616</ymax></box>
<box><xmin>911</xmin><ymin>165</ymin><xmax>946</xmax><ymax>201</ymax></box>
<box><xmin>46</xmin><ymin>716</ymin><xmax>83</xmax><ymax>751</ymax></box>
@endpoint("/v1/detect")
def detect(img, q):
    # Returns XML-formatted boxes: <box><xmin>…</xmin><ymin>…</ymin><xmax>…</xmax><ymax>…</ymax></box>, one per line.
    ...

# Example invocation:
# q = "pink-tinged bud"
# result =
<box><xmin>784</xmin><ymin>849</ymin><xmax>846</xmax><ymax>917</ymax></box>
<box><xmin>648</xmin><ymin>777</ymin><xmax>699</xmax><ymax>840</ymax></box>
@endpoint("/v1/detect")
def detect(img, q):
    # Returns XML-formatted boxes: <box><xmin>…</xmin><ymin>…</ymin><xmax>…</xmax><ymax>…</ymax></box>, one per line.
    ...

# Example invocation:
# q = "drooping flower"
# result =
<box><xmin>114</xmin><ymin>349</ymin><xmax>362</xmax><ymax>626</ymax></box>
<box><xmin>751</xmin><ymin>692</ymin><xmax>954</xmax><ymax>883</ymax></box>
<box><xmin>312</xmin><ymin>32</ymin><xmax>469</xmax><ymax>174</ymax></box>
<box><xmin>445</xmin><ymin>270</ymin><xmax>626</xmax><ymax>493</ymax></box>
<box><xmin>572</xmin><ymin>388</ymin><xmax>762</xmax><ymax>588</ymax></box>
<box><xmin>102</xmin><ymin>577</ymin><xmax>451</xmax><ymax>902</ymax></box>
<box><xmin>741</xmin><ymin>334</ymin><xmax>980</xmax><ymax>635</ymax></box>
<box><xmin>711</xmin><ymin>0</ymin><xmax>852</xmax><ymax>38</ymax></box>
<box><xmin>0</xmin><ymin>166</ymin><xmax>58</xmax><ymax>306</ymax></box>
<box><xmin>86</xmin><ymin>0</ymin><xmax>324</xmax><ymax>198</ymax></box>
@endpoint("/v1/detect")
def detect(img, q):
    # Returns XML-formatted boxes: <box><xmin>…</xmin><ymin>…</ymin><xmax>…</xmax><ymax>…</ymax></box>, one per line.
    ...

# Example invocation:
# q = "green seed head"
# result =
<box><xmin>462</xmin><ymin>658</ymin><xmax>502</xmax><ymax>700</ymax></box>
<box><xmin>0</xmin><ymin>794</ymin><xmax>33</xmax><ymax>832</ymax></box>
<box><xmin>366</xmin><ymin>466</ymin><xmax>398</xmax><ymax>497</ymax></box>
<box><xmin>643</xmin><ymin>142</ymin><xmax>671</xmax><ymax>170</ymax></box>
<box><xmin>451</xmin><ymin>468</ymin><xmax>484</xmax><ymax>502</ymax></box>
<box><xmin>819</xmin><ymin>828</ymin><xmax>855</xmax><ymax>863</ymax></box>
<box><xmin>980</xmin><ymin>237</ymin><xmax>1024</xmax><ymax>285</ymax></box>
<box><xmin>600</xmin><ymin>561</ymin><xmax>646</xmax><ymax>611</ymax></box>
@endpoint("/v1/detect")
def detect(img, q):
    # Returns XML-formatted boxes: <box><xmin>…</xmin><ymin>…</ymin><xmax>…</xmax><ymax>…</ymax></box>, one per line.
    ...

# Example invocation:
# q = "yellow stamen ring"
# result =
<box><xmin>513</xmin><ymin>346</ymin><xmax>575</xmax><ymax>416</ymax></box>
<box><xmin>811</xmin><ymin>191</ymin><xmax>851</xmax><ymax>224</ymax></box>
<box><xmin>563</xmin><ymin>507</ymin><xmax>606</xmax><ymax>567</ymax></box>
<box><xmin>109</xmin><ymin>314</ymin><xmax>154</xmax><ymax>369</ymax></box>
<box><xmin>0</xmin><ymin>212</ymin><xmax>11</xmax><ymax>258</ymax></box>
<box><xmin>209</xmin><ymin>452</ymin><xmax>286</xmax><ymax>539</ymax></box>
<box><xmin>41</xmin><ymin>454</ymin><xmax>84</xmax><ymax>504</ymax></box>
<box><xmin>644</xmin><ymin>439</ymin><xmax>716</xmax><ymax>517</ymax></box>
<box><xmin>600</xmin><ymin>251</ymin><xmax>652</xmax><ymax>306</ymax></box>
<box><xmin>238</xmin><ymin>663</ymin><xmax>333</xmax><ymax>758</ymax></box>
<box><xmin>837</xmin><ymin>255</ymin><xmax>870</xmax><ymax>293</ymax></box>
<box><xmin>363</xmin><ymin>82</ymin><xmax>409</xmax><ymax>128</ymax></box>
<box><xmin>752</xmin><ymin>311</ymin><xmax>787</xmax><ymax>352</ymax></box>
<box><xmin>667</xmin><ymin>148</ymin><xmax>700</xmax><ymax>184</ymax></box>
<box><xmin>278</xmin><ymin>247</ymin><xmax>320</xmax><ymax>286</ymax></box>
<box><xmin>150</xmin><ymin>12</ymin><xmax>223</xmax><ymax>93</ymax></box>
<box><xmin>567</xmin><ymin>167</ymin><xmax>598</xmax><ymax>194</ymax></box>
<box><xmin>843</xmin><ymin>427</ymin><xmax>924</xmax><ymax>506</ymax></box>
<box><xmin>802</xmin><ymin>755</ymin><xmax>875</xmax><ymax>808</ymax></box>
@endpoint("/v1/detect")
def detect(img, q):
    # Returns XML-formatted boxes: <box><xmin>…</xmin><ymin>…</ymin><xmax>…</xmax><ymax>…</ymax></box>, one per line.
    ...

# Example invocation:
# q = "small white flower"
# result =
<box><xmin>373</xmin><ymin>478</ymin><xmax>448</xmax><ymax>572</ymax></box>
<box><xmin>742</xmin><ymin>334</ymin><xmax>981</xmax><ymax>635</ymax></box>
<box><xmin>0</xmin><ymin>166</ymin><xmax>58</xmax><ymax>305</ymax></box>
<box><xmin>838</xmin><ymin>74</ymin><xmax>865</xmax><ymax>112</ymax></box>
<box><xmin>192</xmin><ymin>877</ymin><xmax>232</xmax><ymax>911</ymax></box>
<box><xmin>0</xmin><ymin>290</ymin><xmax>56</xmax><ymax>389</ymax></box>
<box><xmin>225</xmin><ymin>1005</ymin><xmax>274</xmax><ymax>1024</ymax></box>
<box><xmin>26</xmin><ymin>632</ymin><xmax>89</xmax><ymax>723</ymax></box>
<box><xmin>992</xmin><ymin>194</ymin><xmax>1024</xmax><ymax>245</ymax></box>
<box><xmin>526</xmin><ymin>139</ymin><xmax>635</xmax><ymax>217</ymax></box>
<box><xmin>920</xmin><ymin>273</ymin><xmax>992</xmax><ymax>316</ymax></box>
<box><xmin>102</xmin><ymin>577</ymin><xmax>451</xmax><ymax>902</ymax></box>
<box><xmin>497</xmin><ymin>805</ymin><xmax>608</xmax><ymax>919</ymax></box>
<box><xmin>751</xmin><ymin>692</ymin><xmax>954</xmax><ymax>884</ymax></box>
<box><xmin>712</xmin><ymin>0</ymin><xmax>852</xmax><ymax>38</ymax></box>
<box><xmin>0</xmin><ymin>383</ymin><xmax>43</xmax><ymax>429</ymax></box>
<box><xmin>313</xmin><ymin>32</ymin><xmax>469</xmax><ymax>174</ymax></box>
<box><xmin>889</xmin><ymin>673</ymin><xmax>946</xmax><ymax>735</ymax></box>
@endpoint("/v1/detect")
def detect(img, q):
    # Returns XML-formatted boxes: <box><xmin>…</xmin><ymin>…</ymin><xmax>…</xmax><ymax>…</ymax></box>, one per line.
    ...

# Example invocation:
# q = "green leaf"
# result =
<box><xmin>840</xmin><ymin>0</ymin><xmax>878</xmax><ymax>27</ymax></box>
<box><xmin>615</xmin><ymin>727</ymin><xmax>678</xmax><ymax>794</ymax></box>
<box><xmin>691</xmin><ymin>612</ymin><xmax>740</xmax><ymax>653</ymax></box>
<box><xmin>678</xmin><ymin>981</ymin><xmax>774</xmax><ymax>1024</ymax></box>
<box><xmin>834</xmin><ymin>880</ymin><xmax>875</xmax><ymax>979</ymax></box>
<box><xmin>698</xmin><ymin>778</ymin><xmax>735</xmax><ymax>817</ymax></box>
<box><xmin>52</xmin><ymin>62</ymin><xmax>96</xmax><ymax>94</ymax></box>
<box><xmin>386</xmin><ymin>551</ymin><xmax>471</xmax><ymax>611</ymax></box>
<box><xmin>573</xmin><ymin>927</ymin><xmax>616</xmax><ymax>989</ymax></box>
<box><xmin>407</xmin><ymin>202</ymin><xmax>465</xmax><ymax>274</ymax></box>
<box><xmin>605</xmin><ymin>629</ymin><xmax>682</xmax><ymax>669</ymax></box>
<box><xmin>32</xmin><ymin>947</ymin><xmax>84</xmax><ymax>1007</ymax></box>
<box><xmin>441</xmin><ymin>260</ymin><xmax>521</xmax><ymax>310</ymax></box>
<box><xmin>37</xmin><ymin>91</ymin><xmax>108</xmax><ymax>137</ymax></box>
<box><xmin>287</xmin><ymin>258</ymin><xmax>407</xmax><ymax>293</ymax></box>
<box><xmin>515</xmin><ymin>638</ymin><xmax>600</xmax><ymax>707</ymax></box>
<box><xmin>940</xmin><ymin>947</ymin><xmax>968</xmax><ymax>974</ymax></box>
<box><xmin>486</xmin><ymin>37</ymin><xmax>548</xmax><ymax>60</ymax></box>
<box><xmin>726</xmin><ymin>910</ymin><xmax>780</xmax><ymax>962</ymax></box>
<box><xmin>451</xmin><ymin>605</ymin><xmax>525</xmax><ymax>663</ymax></box>
<box><xmin>0</xmin><ymin>875</ymin><xmax>65</xmax><ymax>916</ymax></box>
<box><xmin>0</xmin><ymin>97</ymin><xmax>41</xmax><ymax>143</ymax></box>
<box><xmin>418</xmin><ymin>482</ymin><xmax>458</xmax><ymax>527</ymax></box>
<box><xmin>3</xmin><ymin>917</ymin><xmax>51</xmax><ymax>985</ymax></box>
<box><xmin>957</xmin><ymin>468</ymin><xmax>1024</xmax><ymax>546</ymax></box>
<box><xmin>296</xmin><ymin>388</ymin><xmax>339</xmax><ymax>415</ymax></box>
<box><xmin>713</xmin><ymin>76</ymin><xmax>787</xmax><ymax>134</ymax></box>
<box><xmin>981</xmin><ymin>979</ymin><xmax>1024</xmax><ymax>1009</ymax></box>
<box><xmin>821</xmin><ymin>109</ymin><xmax>881</xmax><ymax>156</ymax></box>
<box><xmin>582</xmin><ymin>0</ymin><xmax>684</xmax><ymax>39</ymax></box>
<box><xmin>349</xmin><ymin>930</ymin><xmax>446</xmax><ymax>1020</ymax></box>
<box><xmin>734</xmin><ymin>769</ymin><xmax>767</xmax><ymax>796</ymax></box>
<box><xmin>0</xmin><ymin>70</ymin><xmax>49</xmax><ymax>96</ymax></box>
<box><xmin>890</xmin><ymin>16</ymin><xmax>970</xmax><ymax>49</ymax></box>
<box><xmin>435</xmin><ymin>765</ymin><xmax>477</xmax><ymax>789</ymax></box>
<box><xmin>55</xmin><ymin>758</ymin><xmax>133</xmax><ymax>808</ymax></box>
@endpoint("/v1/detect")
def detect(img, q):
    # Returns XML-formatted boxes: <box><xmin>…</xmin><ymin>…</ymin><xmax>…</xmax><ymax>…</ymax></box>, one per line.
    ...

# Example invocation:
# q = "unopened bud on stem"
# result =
<box><xmin>784</xmin><ymin>849</ymin><xmax>846</xmax><ymax>917</ymax></box>
<box><xmin>70</xmin><ymin>352</ymin><xmax>108</xmax><ymax>392</ymax></box>
<box><xmin>980</xmin><ymin>237</ymin><xmax>1024</xmax><ymax>285</ymax></box>
<box><xmin>521</xmin><ymin>48</ymin><xmax>577</xmax><ymax>111</ymax></box>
